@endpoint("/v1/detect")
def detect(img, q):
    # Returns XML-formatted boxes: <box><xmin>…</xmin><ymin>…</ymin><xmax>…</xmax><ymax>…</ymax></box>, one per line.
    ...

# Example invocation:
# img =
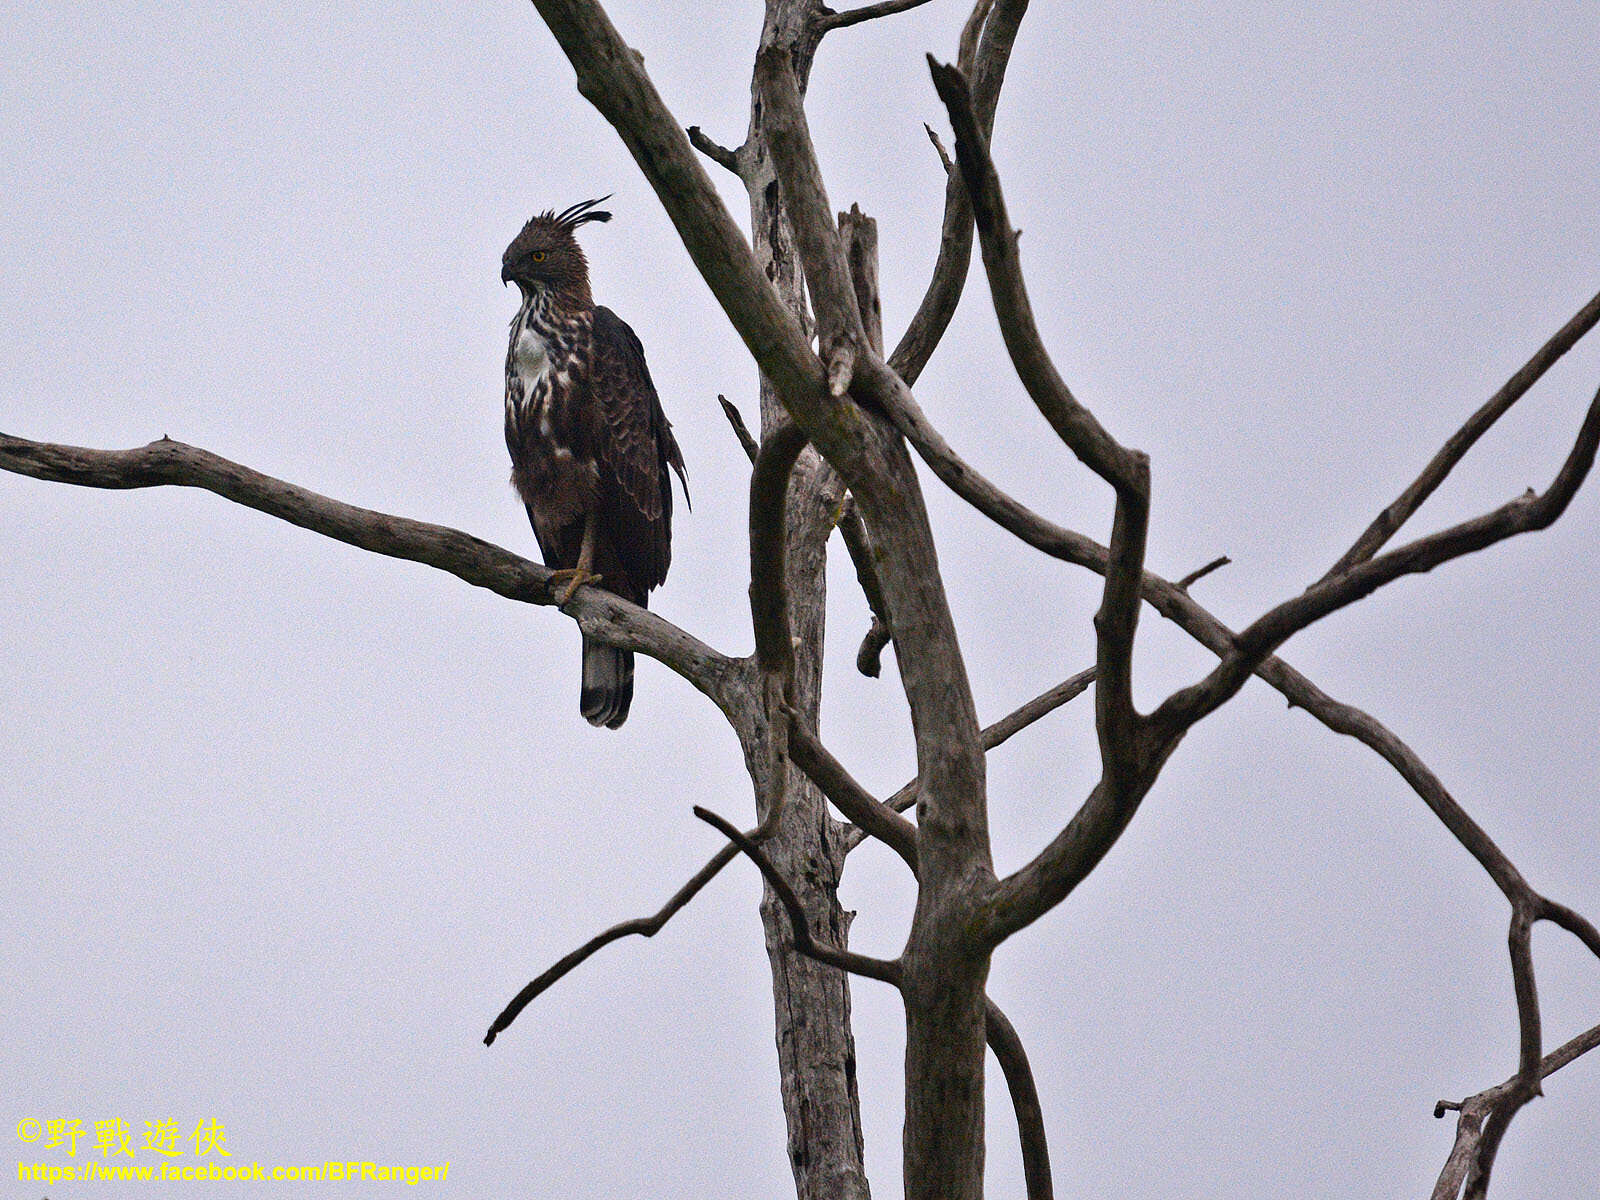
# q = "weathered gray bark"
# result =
<box><xmin>738</xmin><ymin>4</ymin><xmax>871</xmax><ymax>1196</ymax></box>
<box><xmin>9</xmin><ymin>4</ymin><xmax>1600</xmax><ymax>1199</ymax></box>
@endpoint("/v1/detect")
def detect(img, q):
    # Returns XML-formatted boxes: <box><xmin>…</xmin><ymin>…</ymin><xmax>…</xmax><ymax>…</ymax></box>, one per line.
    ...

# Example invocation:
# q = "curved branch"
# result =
<box><xmin>984</xmin><ymin>998</ymin><xmax>1053</xmax><ymax>1200</ymax></box>
<box><xmin>928</xmin><ymin>56</ymin><xmax>1144</xmax><ymax>497</ymax></box>
<box><xmin>750</xmin><ymin>421</ymin><xmax>811</xmax><ymax>681</ymax></box>
<box><xmin>1152</xmin><ymin>378</ymin><xmax>1600</xmax><ymax>736</ymax></box>
<box><xmin>484</xmin><ymin>839</ymin><xmax>741</xmax><ymax>1044</ymax></box>
<box><xmin>785</xmin><ymin>711</ymin><xmax>919</xmax><ymax>871</ymax></box>
<box><xmin>1328</xmin><ymin>285</ymin><xmax>1600</xmax><ymax>578</ymax></box>
<box><xmin>890</xmin><ymin>0</ymin><xmax>1028</xmax><ymax>386</ymax></box>
<box><xmin>694</xmin><ymin>805</ymin><xmax>902</xmax><ymax>985</ymax></box>
<box><xmin>0</xmin><ymin>432</ymin><xmax>738</xmax><ymax>705</ymax></box>
<box><xmin>856</xmin><ymin>614</ymin><xmax>893</xmax><ymax>677</ymax></box>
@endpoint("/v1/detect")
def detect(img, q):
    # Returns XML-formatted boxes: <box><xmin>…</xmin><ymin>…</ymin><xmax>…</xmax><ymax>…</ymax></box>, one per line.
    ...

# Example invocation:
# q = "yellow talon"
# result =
<box><xmin>549</xmin><ymin>568</ymin><xmax>603</xmax><ymax>607</ymax></box>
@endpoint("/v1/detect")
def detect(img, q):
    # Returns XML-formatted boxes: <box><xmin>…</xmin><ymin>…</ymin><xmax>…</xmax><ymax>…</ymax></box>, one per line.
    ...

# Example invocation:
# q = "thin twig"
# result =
<box><xmin>686</xmin><ymin>125</ymin><xmax>742</xmax><ymax>175</ymax></box>
<box><xmin>815</xmin><ymin>0</ymin><xmax>938</xmax><ymax>33</ymax></box>
<box><xmin>484</xmin><ymin>840</ymin><xmax>741</xmax><ymax>1044</ymax></box>
<box><xmin>718</xmin><ymin>394</ymin><xmax>760</xmax><ymax>464</ymax></box>
<box><xmin>1176</xmin><ymin>554</ymin><xmax>1230</xmax><ymax>591</ymax></box>
<box><xmin>842</xmin><ymin>666</ymin><xmax>1096</xmax><ymax>852</ymax></box>
<box><xmin>693</xmin><ymin>806</ymin><xmax>902</xmax><ymax>984</ymax></box>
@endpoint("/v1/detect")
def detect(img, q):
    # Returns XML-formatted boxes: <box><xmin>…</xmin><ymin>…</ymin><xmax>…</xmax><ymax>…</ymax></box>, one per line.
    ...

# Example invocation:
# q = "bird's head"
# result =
<box><xmin>502</xmin><ymin>196</ymin><xmax>612</xmax><ymax>301</ymax></box>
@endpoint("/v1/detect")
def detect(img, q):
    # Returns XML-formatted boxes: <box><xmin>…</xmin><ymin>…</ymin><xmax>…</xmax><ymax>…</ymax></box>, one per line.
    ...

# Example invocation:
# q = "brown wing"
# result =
<box><xmin>589</xmin><ymin>306</ymin><xmax>688</xmax><ymax>603</ymax></box>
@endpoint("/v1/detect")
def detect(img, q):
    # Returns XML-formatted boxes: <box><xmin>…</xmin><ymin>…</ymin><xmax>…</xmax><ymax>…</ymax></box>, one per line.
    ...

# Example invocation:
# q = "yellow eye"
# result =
<box><xmin>530</xmin><ymin>251</ymin><xmax>546</xmax><ymax>262</ymax></box>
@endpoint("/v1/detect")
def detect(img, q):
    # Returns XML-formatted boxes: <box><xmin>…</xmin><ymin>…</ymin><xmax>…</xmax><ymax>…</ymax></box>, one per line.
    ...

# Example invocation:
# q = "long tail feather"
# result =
<box><xmin>580</xmin><ymin>636</ymin><xmax>633</xmax><ymax>729</ymax></box>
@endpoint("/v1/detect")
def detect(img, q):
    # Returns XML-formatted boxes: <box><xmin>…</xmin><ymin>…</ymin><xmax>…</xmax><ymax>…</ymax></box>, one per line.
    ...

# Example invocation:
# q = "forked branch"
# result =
<box><xmin>1152</xmin><ymin>378</ymin><xmax>1600</xmax><ymax>736</ymax></box>
<box><xmin>1327</xmin><ymin>286</ymin><xmax>1600</xmax><ymax>578</ymax></box>
<box><xmin>1433</xmin><ymin>1021</ymin><xmax>1600</xmax><ymax>1200</ymax></box>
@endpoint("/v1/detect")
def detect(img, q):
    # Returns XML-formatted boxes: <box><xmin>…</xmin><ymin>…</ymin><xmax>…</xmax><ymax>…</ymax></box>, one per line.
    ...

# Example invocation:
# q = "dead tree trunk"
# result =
<box><xmin>6</xmin><ymin>3</ymin><xmax>1600</xmax><ymax>1198</ymax></box>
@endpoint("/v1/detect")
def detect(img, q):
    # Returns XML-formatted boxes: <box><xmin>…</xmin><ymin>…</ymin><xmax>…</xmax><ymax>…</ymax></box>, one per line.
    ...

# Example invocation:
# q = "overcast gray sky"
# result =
<box><xmin>5</xmin><ymin>3</ymin><xmax>1599</xmax><ymax>1197</ymax></box>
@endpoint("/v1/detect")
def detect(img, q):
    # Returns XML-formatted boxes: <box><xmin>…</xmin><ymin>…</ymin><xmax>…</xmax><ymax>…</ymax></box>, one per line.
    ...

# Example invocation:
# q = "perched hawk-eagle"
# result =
<box><xmin>501</xmin><ymin>197</ymin><xmax>688</xmax><ymax>728</ymax></box>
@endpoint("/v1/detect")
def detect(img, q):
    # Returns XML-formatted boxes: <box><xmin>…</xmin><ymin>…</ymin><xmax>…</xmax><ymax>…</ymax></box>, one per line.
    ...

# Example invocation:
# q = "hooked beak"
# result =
<box><xmin>501</xmin><ymin>262</ymin><xmax>513</xmax><ymax>285</ymax></box>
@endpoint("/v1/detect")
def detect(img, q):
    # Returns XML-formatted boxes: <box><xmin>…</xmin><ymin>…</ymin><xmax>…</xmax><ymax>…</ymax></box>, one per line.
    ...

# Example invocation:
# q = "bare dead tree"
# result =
<box><xmin>5</xmin><ymin>3</ymin><xmax>1599</xmax><ymax>1198</ymax></box>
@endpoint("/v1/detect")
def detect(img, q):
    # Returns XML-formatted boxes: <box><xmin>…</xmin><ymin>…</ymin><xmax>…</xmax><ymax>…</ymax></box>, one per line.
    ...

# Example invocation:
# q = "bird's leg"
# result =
<box><xmin>549</xmin><ymin>513</ymin><xmax>603</xmax><ymax>607</ymax></box>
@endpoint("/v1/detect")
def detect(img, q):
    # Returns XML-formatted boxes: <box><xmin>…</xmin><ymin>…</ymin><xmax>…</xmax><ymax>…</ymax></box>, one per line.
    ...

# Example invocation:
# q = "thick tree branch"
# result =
<box><xmin>491</xmin><ymin>706</ymin><xmax>1056</xmax><ymax>1199</ymax></box>
<box><xmin>784</xmin><ymin>712</ymin><xmax>1055</xmax><ymax>1200</ymax></box>
<box><xmin>528</xmin><ymin>0</ymin><xmax>825</xmax><ymax>409</ymax></box>
<box><xmin>755</xmin><ymin>44</ymin><xmax>869</xmax><ymax>397</ymax></box>
<box><xmin>874</xmin><ymin>369</ymin><xmax>1108</xmax><ymax>568</ymax></box>
<box><xmin>751</xmin><ymin>20</ymin><xmax>992</xmax><ymax>904</ymax></box>
<box><xmin>1537</xmin><ymin>897</ymin><xmax>1600</xmax><ymax>962</ymax></box>
<box><xmin>836</xmin><ymin>205</ymin><xmax>897</xmax><ymax>674</ymax></box>
<box><xmin>0</xmin><ymin>432</ymin><xmax>737</xmax><ymax>705</ymax></box>
<box><xmin>728</xmin><ymin>386</ymin><xmax>892</xmax><ymax>679</ymax></box>
<box><xmin>982</xmin><ymin>771</ymin><xmax>1166</xmax><ymax>945</ymax></box>
<box><xmin>1327</xmin><ymin>285</ymin><xmax>1600</xmax><ymax>578</ymax></box>
<box><xmin>1443</xmin><ymin>907</ymin><xmax>1547</xmax><ymax>1199</ymax></box>
<box><xmin>785</xmin><ymin>711</ymin><xmax>920</xmax><ymax>871</ymax></box>
<box><xmin>750</xmin><ymin>421</ymin><xmax>812</xmax><ymax>683</ymax></box>
<box><xmin>1094</xmin><ymin>472</ymin><xmax>1152</xmax><ymax>774</ymax></box>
